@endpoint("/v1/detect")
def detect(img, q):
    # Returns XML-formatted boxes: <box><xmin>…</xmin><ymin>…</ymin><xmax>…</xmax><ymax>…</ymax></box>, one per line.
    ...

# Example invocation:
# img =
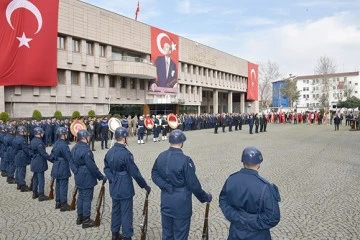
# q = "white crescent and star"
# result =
<box><xmin>156</xmin><ymin>32</ymin><xmax>176</xmax><ymax>55</ymax></box>
<box><xmin>250</xmin><ymin>69</ymin><xmax>257</xmax><ymax>87</ymax></box>
<box><xmin>5</xmin><ymin>0</ymin><xmax>43</xmax><ymax>48</ymax></box>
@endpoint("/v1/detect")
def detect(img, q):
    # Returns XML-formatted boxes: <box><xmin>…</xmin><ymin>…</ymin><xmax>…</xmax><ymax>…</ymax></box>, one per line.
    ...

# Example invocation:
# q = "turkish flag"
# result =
<box><xmin>0</xmin><ymin>0</ymin><xmax>59</xmax><ymax>86</ymax></box>
<box><xmin>247</xmin><ymin>61</ymin><xmax>258</xmax><ymax>101</ymax></box>
<box><xmin>135</xmin><ymin>1</ymin><xmax>140</xmax><ymax>21</ymax></box>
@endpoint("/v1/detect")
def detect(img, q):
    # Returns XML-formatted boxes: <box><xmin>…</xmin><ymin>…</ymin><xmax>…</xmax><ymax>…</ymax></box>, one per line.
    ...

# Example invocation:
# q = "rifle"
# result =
<box><xmin>29</xmin><ymin>175</ymin><xmax>34</xmax><ymax>191</ymax></box>
<box><xmin>140</xmin><ymin>191</ymin><xmax>149</xmax><ymax>240</ymax></box>
<box><xmin>201</xmin><ymin>203</ymin><xmax>210</xmax><ymax>240</ymax></box>
<box><xmin>94</xmin><ymin>181</ymin><xmax>106</xmax><ymax>227</ymax></box>
<box><xmin>70</xmin><ymin>187</ymin><xmax>78</xmax><ymax>211</ymax></box>
<box><xmin>49</xmin><ymin>178</ymin><xmax>55</xmax><ymax>200</ymax></box>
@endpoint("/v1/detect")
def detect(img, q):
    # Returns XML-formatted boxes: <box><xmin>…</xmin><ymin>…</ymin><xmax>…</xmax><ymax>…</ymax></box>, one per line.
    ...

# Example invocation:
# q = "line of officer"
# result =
<box><xmin>0</xmin><ymin>125</ymin><xmax>6</xmax><ymax>177</ymax></box>
<box><xmin>104</xmin><ymin>127</ymin><xmax>151</xmax><ymax>240</ymax></box>
<box><xmin>50</xmin><ymin>127</ymin><xmax>72</xmax><ymax>211</ymax></box>
<box><xmin>30</xmin><ymin>127</ymin><xmax>53</xmax><ymax>201</ymax></box>
<box><xmin>70</xmin><ymin>129</ymin><xmax>107</xmax><ymax>228</ymax></box>
<box><xmin>13</xmin><ymin>126</ymin><xmax>32</xmax><ymax>192</ymax></box>
<box><xmin>151</xmin><ymin>129</ymin><xmax>212</xmax><ymax>239</ymax></box>
<box><xmin>4</xmin><ymin>125</ymin><xmax>16</xmax><ymax>184</ymax></box>
<box><xmin>219</xmin><ymin>147</ymin><xmax>281</xmax><ymax>239</ymax></box>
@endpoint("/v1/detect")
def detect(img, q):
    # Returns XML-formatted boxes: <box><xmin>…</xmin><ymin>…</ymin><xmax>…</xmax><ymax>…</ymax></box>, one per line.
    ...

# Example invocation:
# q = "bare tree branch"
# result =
<box><xmin>259</xmin><ymin>60</ymin><xmax>281</xmax><ymax>109</ymax></box>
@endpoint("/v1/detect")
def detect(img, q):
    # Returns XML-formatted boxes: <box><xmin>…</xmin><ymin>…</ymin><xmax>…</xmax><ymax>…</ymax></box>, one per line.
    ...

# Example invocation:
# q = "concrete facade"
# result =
<box><xmin>1</xmin><ymin>0</ymin><xmax>258</xmax><ymax>118</ymax></box>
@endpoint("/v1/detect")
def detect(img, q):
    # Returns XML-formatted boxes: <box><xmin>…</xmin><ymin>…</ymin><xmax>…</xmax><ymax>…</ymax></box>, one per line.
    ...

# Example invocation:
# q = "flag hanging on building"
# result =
<box><xmin>0</xmin><ymin>0</ymin><xmax>59</xmax><ymax>86</ymax></box>
<box><xmin>247</xmin><ymin>61</ymin><xmax>259</xmax><ymax>101</ymax></box>
<box><xmin>135</xmin><ymin>1</ymin><xmax>140</xmax><ymax>21</ymax></box>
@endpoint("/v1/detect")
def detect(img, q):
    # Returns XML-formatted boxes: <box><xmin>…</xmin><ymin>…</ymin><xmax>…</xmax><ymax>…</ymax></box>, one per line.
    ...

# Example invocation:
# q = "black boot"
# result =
<box><xmin>38</xmin><ymin>194</ymin><xmax>50</xmax><ymax>202</ymax></box>
<box><xmin>17</xmin><ymin>184</ymin><xmax>21</xmax><ymax>190</ymax></box>
<box><xmin>1</xmin><ymin>171</ymin><xmax>7</xmax><ymax>177</ymax></box>
<box><xmin>76</xmin><ymin>214</ymin><xmax>83</xmax><ymax>225</ymax></box>
<box><xmin>55</xmin><ymin>201</ymin><xmax>61</xmax><ymax>209</ymax></box>
<box><xmin>82</xmin><ymin>216</ymin><xmax>96</xmax><ymax>229</ymax></box>
<box><xmin>20</xmin><ymin>185</ymin><xmax>30</xmax><ymax>192</ymax></box>
<box><xmin>60</xmin><ymin>202</ymin><xmax>70</xmax><ymax>212</ymax></box>
<box><xmin>32</xmin><ymin>191</ymin><xmax>39</xmax><ymax>199</ymax></box>
<box><xmin>112</xmin><ymin>232</ymin><xmax>121</xmax><ymax>240</ymax></box>
<box><xmin>7</xmin><ymin>177</ymin><xmax>16</xmax><ymax>184</ymax></box>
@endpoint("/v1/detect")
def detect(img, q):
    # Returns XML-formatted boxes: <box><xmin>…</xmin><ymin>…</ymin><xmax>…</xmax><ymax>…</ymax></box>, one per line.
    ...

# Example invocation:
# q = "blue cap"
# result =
<box><xmin>56</xmin><ymin>127</ymin><xmax>67</xmax><ymax>136</ymax></box>
<box><xmin>241</xmin><ymin>147</ymin><xmax>263</xmax><ymax>165</ymax></box>
<box><xmin>115</xmin><ymin>127</ymin><xmax>128</xmax><ymax>139</ymax></box>
<box><xmin>77</xmin><ymin>129</ymin><xmax>90</xmax><ymax>140</ymax></box>
<box><xmin>34</xmin><ymin>127</ymin><xmax>45</xmax><ymax>135</ymax></box>
<box><xmin>169</xmin><ymin>129</ymin><xmax>186</xmax><ymax>144</ymax></box>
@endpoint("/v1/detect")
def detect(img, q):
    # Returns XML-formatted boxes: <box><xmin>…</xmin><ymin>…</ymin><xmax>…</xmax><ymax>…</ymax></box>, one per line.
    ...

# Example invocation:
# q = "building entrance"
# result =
<box><xmin>149</xmin><ymin>104</ymin><xmax>176</xmax><ymax>116</ymax></box>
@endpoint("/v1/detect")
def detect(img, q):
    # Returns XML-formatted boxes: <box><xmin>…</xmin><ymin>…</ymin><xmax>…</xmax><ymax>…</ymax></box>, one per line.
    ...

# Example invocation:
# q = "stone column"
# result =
<box><xmin>240</xmin><ymin>92</ymin><xmax>245</xmax><ymax>114</ymax></box>
<box><xmin>213</xmin><ymin>89</ymin><xmax>218</xmax><ymax>114</ymax></box>
<box><xmin>0</xmin><ymin>87</ymin><xmax>4</xmax><ymax>112</ymax></box>
<box><xmin>206</xmin><ymin>91</ymin><xmax>211</xmax><ymax>113</ymax></box>
<box><xmin>228</xmin><ymin>91</ymin><xmax>233</xmax><ymax>113</ymax></box>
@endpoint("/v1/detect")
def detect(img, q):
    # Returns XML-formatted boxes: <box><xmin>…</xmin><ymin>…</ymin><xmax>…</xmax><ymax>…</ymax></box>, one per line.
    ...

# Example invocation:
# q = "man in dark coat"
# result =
<box><xmin>100</xmin><ymin>117</ymin><xmax>109</xmax><ymax>149</ymax></box>
<box><xmin>219</xmin><ymin>147</ymin><xmax>281</xmax><ymax>240</ymax></box>
<box><xmin>4</xmin><ymin>125</ymin><xmax>16</xmax><ymax>184</ymax></box>
<box><xmin>152</xmin><ymin>130</ymin><xmax>212</xmax><ymax>239</ymax></box>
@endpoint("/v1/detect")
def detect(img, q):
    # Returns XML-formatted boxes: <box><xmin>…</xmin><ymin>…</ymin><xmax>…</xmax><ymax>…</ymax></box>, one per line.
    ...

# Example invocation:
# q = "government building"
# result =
<box><xmin>0</xmin><ymin>0</ymin><xmax>259</xmax><ymax>118</ymax></box>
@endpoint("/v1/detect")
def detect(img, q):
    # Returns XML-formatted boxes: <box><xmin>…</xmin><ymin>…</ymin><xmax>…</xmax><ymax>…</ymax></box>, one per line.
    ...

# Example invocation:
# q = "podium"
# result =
<box><xmin>349</xmin><ymin>119</ymin><xmax>359</xmax><ymax>131</ymax></box>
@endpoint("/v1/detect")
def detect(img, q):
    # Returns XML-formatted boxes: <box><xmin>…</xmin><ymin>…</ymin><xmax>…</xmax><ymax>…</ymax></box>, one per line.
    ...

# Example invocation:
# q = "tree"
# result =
<box><xmin>280</xmin><ymin>77</ymin><xmax>300</xmax><ymax>110</ymax></box>
<box><xmin>0</xmin><ymin>112</ymin><xmax>10</xmax><ymax>122</ymax></box>
<box><xmin>314</xmin><ymin>56</ymin><xmax>337</xmax><ymax>109</ymax></box>
<box><xmin>88</xmin><ymin>110</ymin><xmax>96</xmax><ymax>118</ymax></box>
<box><xmin>32</xmin><ymin>110</ymin><xmax>42</xmax><ymax>121</ymax></box>
<box><xmin>259</xmin><ymin>60</ymin><xmax>281</xmax><ymax>110</ymax></box>
<box><xmin>71</xmin><ymin>111</ymin><xmax>81</xmax><ymax>120</ymax></box>
<box><xmin>54</xmin><ymin>110</ymin><xmax>63</xmax><ymax>119</ymax></box>
<box><xmin>337</xmin><ymin>96</ymin><xmax>360</xmax><ymax>109</ymax></box>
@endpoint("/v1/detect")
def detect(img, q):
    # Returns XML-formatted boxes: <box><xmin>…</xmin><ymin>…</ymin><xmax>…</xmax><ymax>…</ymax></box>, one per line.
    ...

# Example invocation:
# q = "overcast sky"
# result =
<box><xmin>82</xmin><ymin>0</ymin><xmax>360</xmax><ymax>78</ymax></box>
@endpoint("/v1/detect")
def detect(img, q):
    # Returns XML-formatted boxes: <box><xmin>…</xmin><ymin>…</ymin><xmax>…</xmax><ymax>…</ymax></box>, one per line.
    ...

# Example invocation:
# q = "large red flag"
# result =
<box><xmin>247</xmin><ymin>61</ymin><xmax>258</xmax><ymax>101</ymax></box>
<box><xmin>0</xmin><ymin>0</ymin><xmax>59</xmax><ymax>86</ymax></box>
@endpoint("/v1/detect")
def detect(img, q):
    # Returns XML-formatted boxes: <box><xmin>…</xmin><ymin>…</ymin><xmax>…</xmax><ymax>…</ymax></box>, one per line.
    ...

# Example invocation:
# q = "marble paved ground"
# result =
<box><xmin>0</xmin><ymin>123</ymin><xmax>359</xmax><ymax>240</ymax></box>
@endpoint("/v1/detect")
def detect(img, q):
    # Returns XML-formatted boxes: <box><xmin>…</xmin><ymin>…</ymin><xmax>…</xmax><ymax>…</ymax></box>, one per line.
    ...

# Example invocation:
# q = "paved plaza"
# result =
<box><xmin>0</xmin><ymin>123</ymin><xmax>359</xmax><ymax>240</ymax></box>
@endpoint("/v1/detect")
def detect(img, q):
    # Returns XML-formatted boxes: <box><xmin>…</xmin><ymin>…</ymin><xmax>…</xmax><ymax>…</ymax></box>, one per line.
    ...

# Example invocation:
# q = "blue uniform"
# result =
<box><xmin>104</xmin><ymin>143</ymin><xmax>148</xmax><ymax>237</ymax></box>
<box><xmin>51</xmin><ymin>139</ymin><xmax>72</xmax><ymax>203</ymax></box>
<box><xmin>137</xmin><ymin>120</ymin><xmax>145</xmax><ymax>141</ymax></box>
<box><xmin>248</xmin><ymin>117</ymin><xmax>254</xmax><ymax>134</ymax></box>
<box><xmin>13</xmin><ymin>134</ymin><xmax>31</xmax><ymax>187</ymax></box>
<box><xmin>154</xmin><ymin>118</ymin><xmax>160</xmax><ymax>139</ymax></box>
<box><xmin>4</xmin><ymin>133</ymin><xmax>16</xmax><ymax>178</ymax></box>
<box><xmin>152</xmin><ymin>147</ymin><xmax>210</xmax><ymax>239</ymax></box>
<box><xmin>219</xmin><ymin>168</ymin><xmax>281</xmax><ymax>240</ymax></box>
<box><xmin>30</xmin><ymin>136</ymin><xmax>52</xmax><ymax>194</ymax></box>
<box><xmin>0</xmin><ymin>131</ymin><xmax>7</xmax><ymax>174</ymax></box>
<box><xmin>70</xmin><ymin>141</ymin><xmax>104</xmax><ymax>218</ymax></box>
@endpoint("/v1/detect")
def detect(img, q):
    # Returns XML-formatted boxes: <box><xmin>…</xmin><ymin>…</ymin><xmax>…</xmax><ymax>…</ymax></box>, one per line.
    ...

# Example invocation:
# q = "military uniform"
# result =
<box><xmin>152</xmin><ymin>145</ymin><xmax>211</xmax><ymax>239</ymax></box>
<box><xmin>104</xmin><ymin>142</ymin><xmax>149</xmax><ymax>239</ymax></box>
<box><xmin>4</xmin><ymin>127</ymin><xmax>16</xmax><ymax>183</ymax></box>
<box><xmin>137</xmin><ymin>119</ymin><xmax>145</xmax><ymax>144</ymax></box>
<box><xmin>51</xmin><ymin>138</ymin><xmax>72</xmax><ymax>210</ymax></box>
<box><xmin>13</xmin><ymin>131</ymin><xmax>32</xmax><ymax>191</ymax></box>
<box><xmin>0</xmin><ymin>126</ymin><xmax>6</xmax><ymax>177</ymax></box>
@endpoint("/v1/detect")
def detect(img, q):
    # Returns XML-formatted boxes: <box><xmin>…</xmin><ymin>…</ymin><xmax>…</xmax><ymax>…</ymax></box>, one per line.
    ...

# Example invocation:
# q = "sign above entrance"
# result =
<box><xmin>149</xmin><ymin>26</ymin><xmax>179</xmax><ymax>95</ymax></box>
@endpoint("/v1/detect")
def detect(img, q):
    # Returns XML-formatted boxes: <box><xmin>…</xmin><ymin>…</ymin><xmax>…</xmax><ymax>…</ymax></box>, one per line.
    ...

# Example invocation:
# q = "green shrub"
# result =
<box><xmin>71</xmin><ymin>111</ymin><xmax>81</xmax><ymax>120</ymax></box>
<box><xmin>113</xmin><ymin>114</ymin><xmax>121</xmax><ymax>119</ymax></box>
<box><xmin>32</xmin><ymin>110</ymin><xmax>42</xmax><ymax>120</ymax></box>
<box><xmin>54</xmin><ymin>110</ymin><xmax>63</xmax><ymax>119</ymax></box>
<box><xmin>0</xmin><ymin>112</ymin><xmax>10</xmax><ymax>122</ymax></box>
<box><xmin>88</xmin><ymin>110</ymin><xmax>96</xmax><ymax>118</ymax></box>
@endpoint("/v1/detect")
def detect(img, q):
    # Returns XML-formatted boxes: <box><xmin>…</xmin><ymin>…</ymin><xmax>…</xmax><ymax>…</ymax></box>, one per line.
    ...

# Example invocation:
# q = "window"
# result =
<box><xmin>181</xmin><ymin>63</ymin><xmax>185</xmax><ymax>72</ymax></box>
<box><xmin>130</xmin><ymin>79</ymin><xmax>136</xmax><ymax>89</ymax></box>
<box><xmin>316</xmin><ymin>103</ymin><xmax>320</xmax><ymax>106</ymax></box>
<box><xmin>307</xmin><ymin>80</ymin><xmax>309</xmax><ymax>84</ymax></box>
<box><xmin>57</xmin><ymin>36</ymin><xmax>66</xmax><ymax>50</ymax></box>
<box><xmin>355</xmin><ymin>91</ymin><xmax>358</xmax><ymax>94</ymax></box>
<box><xmin>86</xmin><ymin>42</ymin><xmax>94</xmax><ymax>55</ymax></box>
<box><xmin>303</xmin><ymin>87</ymin><xmax>306</xmax><ymax>91</ymax></box>
<box><xmin>98</xmin><ymin>75</ymin><xmax>105</xmax><ymax>87</ymax></box>
<box><xmin>316</xmin><ymin>79</ymin><xmax>319</xmax><ymax>84</ymax></box>
<box><xmin>72</xmin><ymin>39</ymin><xmax>81</xmax><ymax>52</ymax></box>
<box><xmin>187</xmin><ymin>65</ymin><xmax>191</xmax><ymax>74</ymax></box>
<box><xmin>337</xmin><ymin>78</ymin><xmax>339</xmax><ymax>81</ymax></box>
<box><xmin>100</xmin><ymin>44</ymin><xmax>106</xmax><ymax>57</ymax></box>
<box><xmin>333</xmin><ymin>86</ymin><xmax>336</xmax><ymax>90</ymax></box>
<box><xmin>307</xmin><ymin>103</ymin><xmax>309</xmax><ymax>107</ymax></box>
<box><xmin>139</xmin><ymin>80</ymin><xmax>145</xmax><ymax>90</ymax></box>
<box><xmin>85</xmin><ymin>73</ymin><xmax>93</xmax><ymax>86</ymax></box>
<box><xmin>307</xmin><ymin>87</ymin><xmax>309</xmax><ymax>91</ymax></box>
<box><xmin>349</xmin><ymin>81</ymin><xmax>352</xmax><ymax>84</ymax></box>
<box><xmin>303</xmin><ymin>95</ymin><xmax>306</xmax><ymax>98</ymax></box>
<box><xmin>120</xmin><ymin>77</ymin><xmax>126</xmax><ymax>89</ymax></box>
<box><xmin>313</xmin><ymin>94</ymin><xmax>316</xmax><ymax>98</ymax></box>
<box><xmin>307</xmin><ymin>94</ymin><xmax>309</xmax><ymax>98</ymax></box>
<box><xmin>333</xmin><ymin>78</ymin><xmax>335</xmax><ymax>82</ymax></box>
<box><xmin>109</xmin><ymin>76</ymin><xmax>116</xmax><ymax>88</ymax></box>
<box><xmin>344</xmin><ymin>77</ymin><xmax>347</xmax><ymax>82</ymax></box>
<box><xmin>355</xmin><ymin>83</ymin><xmax>358</xmax><ymax>86</ymax></box>
<box><xmin>71</xmin><ymin>71</ymin><xmax>79</xmax><ymax>85</ymax></box>
<box><xmin>57</xmin><ymin>69</ymin><xmax>66</xmax><ymax>84</ymax></box>
<box><xmin>303</xmin><ymin>80</ymin><xmax>306</xmax><ymax>83</ymax></box>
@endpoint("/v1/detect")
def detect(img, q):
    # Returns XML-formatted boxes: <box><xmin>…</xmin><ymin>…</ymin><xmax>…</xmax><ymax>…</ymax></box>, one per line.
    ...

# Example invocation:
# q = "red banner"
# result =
<box><xmin>0</xmin><ymin>0</ymin><xmax>59</xmax><ymax>86</ymax></box>
<box><xmin>247</xmin><ymin>62</ymin><xmax>258</xmax><ymax>101</ymax></box>
<box><xmin>149</xmin><ymin>26</ymin><xmax>179</xmax><ymax>95</ymax></box>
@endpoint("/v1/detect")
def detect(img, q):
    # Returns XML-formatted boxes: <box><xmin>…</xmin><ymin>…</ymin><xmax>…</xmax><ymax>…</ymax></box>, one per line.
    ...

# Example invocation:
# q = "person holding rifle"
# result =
<box><xmin>104</xmin><ymin>127</ymin><xmax>151</xmax><ymax>240</ymax></box>
<box><xmin>70</xmin><ymin>129</ymin><xmax>107</xmax><ymax>229</ymax></box>
<box><xmin>30</xmin><ymin>127</ymin><xmax>53</xmax><ymax>201</ymax></box>
<box><xmin>50</xmin><ymin>127</ymin><xmax>72</xmax><ymax>211</ymax></box>
<box><xmin>152</xmin><ymin>129</ymin><xmax>212</xmax><ymax>240</ymax></box>
<box><xmin>219</xmin><ymin>147</ymin><xmax>281</xmax><ymax>240</ymax></box>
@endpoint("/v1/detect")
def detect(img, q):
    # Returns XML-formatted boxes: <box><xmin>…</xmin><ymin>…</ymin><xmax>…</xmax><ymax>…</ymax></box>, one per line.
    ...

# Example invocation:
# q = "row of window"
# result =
<box><xmin>57</xmin><ymin>36</ymin><xmax>106</xmax><ymax>57</ymax></box>
<box><xmin>302</xmin><ymin>77</ymin><xmax>348</xmax><ymax>84</ymax></box>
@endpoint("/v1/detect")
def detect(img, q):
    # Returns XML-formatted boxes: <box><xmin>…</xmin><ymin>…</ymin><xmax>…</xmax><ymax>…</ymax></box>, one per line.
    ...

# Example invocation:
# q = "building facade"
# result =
<box><xmin>272</xmin><ymin>72</ymin><xmax>360</xmax><ymax>111</ymax></box>
<box><xmin>0</xmin><ymin>0</ymin><xmax>259</xmax><ymax>118</ymax></box>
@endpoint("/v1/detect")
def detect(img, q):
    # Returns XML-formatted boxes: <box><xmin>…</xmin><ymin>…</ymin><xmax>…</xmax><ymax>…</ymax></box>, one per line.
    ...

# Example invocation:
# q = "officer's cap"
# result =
<box><xmin>241</xmin><ymin>147</ymin><xmax>263</xmax><ymax>165</ymax></box>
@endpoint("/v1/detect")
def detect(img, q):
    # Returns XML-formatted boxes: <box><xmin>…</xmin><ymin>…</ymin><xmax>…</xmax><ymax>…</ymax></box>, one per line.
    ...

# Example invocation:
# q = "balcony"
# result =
<box><xmin>108</xmin><ymin>56</ymin><xmax>157</xmax><ymax>79</ymax></box>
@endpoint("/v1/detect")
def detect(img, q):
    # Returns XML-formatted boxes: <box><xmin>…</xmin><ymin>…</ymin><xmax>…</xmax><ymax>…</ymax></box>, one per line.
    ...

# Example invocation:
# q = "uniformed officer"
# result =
<box><xmin>153</xmin><ymin>115</ymin><xmax>161</xmax><ymax>142</ymax></box>
<box><xmin>104</xmin><ymin>127</ymin><xmax>151</xmax><ymax>240</ymax></box>
<box><xmin>0</xmin><ymin>125</ymin><xmax>8</xmax><ymax>177</ymax></box>
<box><xmin>152</xmin><ymin>129</ymin><xmax>212</xmax><ymax>239</ymax></box>
<box><xmin>30</xmin><ymin>127</ymin><xmax>53</xmax><ymax>201</ymax></box>
<box><xmin>161</xmin><ymin>115</ymin><xmax>169</xmax><ymax>140</ymax></box>
<box><xmin>248</xmin><ymin>115</ymin><xmax>254</xmax><ymax>134</ymax></box>
<box><xmin>219</xmin><ymin>147</ymin><xmax>281</xmax><ymax>240</ymax></box>
<box><xmin>50</xmin><ymin>127</ymin><xmax>72</xmax><ymax>211</ymax></box>
<box><xmin>254</xmin><ymin>114</ymin><xmax>260</xmax><ymax>133</ymax></box>
<box><xmin>5</xmin><ymin>125</ymin><xmax>16</xmax><ymax>184</ymax></box>
<box><xmin>13</xmin><ymin>126</ymin><xmax>32</xmax><ymax>192</ymax></box>
<box><xmin>214</xmin><ymin>114</ymin><xmax>220</xmax><ymax>134</ymax></box>
<box><xmin>70</xmin><ymin>129</ymin><xmax>107</xmax><ymax>228</ymax></box>
<box><xmin>137</xmin><ymin>116</ymin><xmax>145</xmax><ymax>144</ymax></box>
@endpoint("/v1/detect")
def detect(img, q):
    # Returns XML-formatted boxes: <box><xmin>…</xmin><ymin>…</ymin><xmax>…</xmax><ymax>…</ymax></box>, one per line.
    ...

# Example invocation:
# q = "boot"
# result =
<box><xmin>76</xmin><ymin>214</ymin><xmax>83</xmax><ymax>225</ymax></box>
<box><xmin>141</xmin><ymin>140</ymin><xmax>144</xmax><ymax>144</ymax></box>
<box><xmin>38</xmin><ymin>194</ymin><xmax>50</xmax><ymax>202</ymax></box>
<box><xmin>20</xmin><ymin>185</ymin><xmax>30</xmax><ymax>192</ymax></box>
<box><xmin>112</xmin><ymin>232</ymin><xmax>121</xmax><ymax>240</ymax></box>
<box><xmin>138</xmin><ymin>140</ymin><xmax>141</xmax><ymax>144</ymax></box>
<box><xmin>7</xmin><ymin>177</ymin><xmax>16</xmax><ymax>184</ymax></box>
<box><xmin>55</xmin><ymin>201</ymin><xmax>61</xmax><ymax>209</ymax></box>
<box><xmin>82</xmin><ymin>216</ymin><xmax>96</xmax><ymax>229</ymax></box>
<box><xmin>17</xmin><ymin>184</ymin><xmax>21</xmax><ymax>190</ymax></box>
<box><xmin>1</xmin><ymin>171</ymin><xmax>7</xmax><ymax>177</ymax></box>
<box><xmin>153</xmin><ymin>138</ymin><xmax>156</xmax><ymax>142</ymax></box>
<box><xmin>32</xmin><ymin>191</ymin><xmax>39</xmax><ymax>199</ymax></box>
<box><xmin>60</xmin><ymin>202</ymin><xmax>70</xmax><ymax>212</ymax></box>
